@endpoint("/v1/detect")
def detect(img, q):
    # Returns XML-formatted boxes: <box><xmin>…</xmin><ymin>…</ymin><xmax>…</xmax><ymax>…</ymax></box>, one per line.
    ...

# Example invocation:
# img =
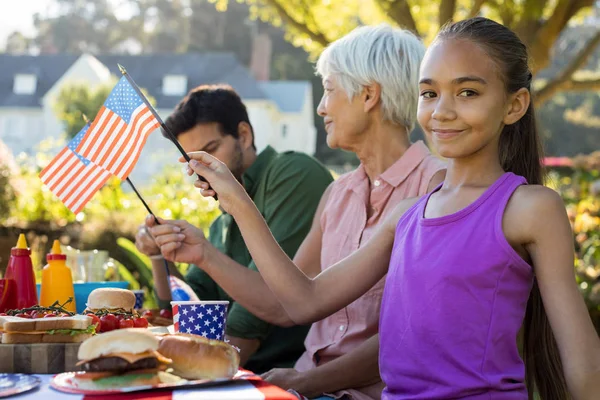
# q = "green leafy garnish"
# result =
<box><xmin>46</xmin><ymin>324</ymin><xmax>96</xmax><ymax>336</ymax></box>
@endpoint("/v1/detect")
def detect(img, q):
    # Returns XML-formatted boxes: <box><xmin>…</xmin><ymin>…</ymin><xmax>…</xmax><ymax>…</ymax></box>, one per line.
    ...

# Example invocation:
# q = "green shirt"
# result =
<box><xmin>185</xmin><ymin>146</ymin><xmax>332</xmax><ymax>373</ymax></box>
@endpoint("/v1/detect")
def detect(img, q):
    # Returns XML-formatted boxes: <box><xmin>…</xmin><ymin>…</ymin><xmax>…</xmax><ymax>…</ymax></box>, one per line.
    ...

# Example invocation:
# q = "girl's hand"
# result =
<box><xmin>180</xmin><ymin>152</ymin><xmax>250</xmax><ymax>215</ymax></box>
<box><xmin>146</xmin><ymin>216</ymin><xmax>210</xmax><ymax>266</ymax></box>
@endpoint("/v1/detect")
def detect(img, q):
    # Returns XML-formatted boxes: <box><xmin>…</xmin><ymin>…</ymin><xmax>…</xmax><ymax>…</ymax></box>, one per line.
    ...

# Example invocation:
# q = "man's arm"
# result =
<box><xmin>263</xmin><ymin>334</ymin><xmax>381</xmax><ymax>398</ymax></box>
<box><xmin>225</xmin><ymin>335</ymin><xmax>261</xmax><ymax>367</ymax></box>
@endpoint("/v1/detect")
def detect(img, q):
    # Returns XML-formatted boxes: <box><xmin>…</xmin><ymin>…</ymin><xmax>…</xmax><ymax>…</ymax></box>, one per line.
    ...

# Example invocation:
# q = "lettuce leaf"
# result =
<box><xmin>46</xmin><ymin>324</ymin><xmax>96</xmax><ymax>336</ymax></box>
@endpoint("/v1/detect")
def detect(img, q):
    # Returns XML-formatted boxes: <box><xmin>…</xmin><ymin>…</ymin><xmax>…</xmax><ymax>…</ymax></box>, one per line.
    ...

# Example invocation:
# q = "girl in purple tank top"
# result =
<box><xmin>156</xmin><ymin>17</ymin><xmax>600</xmax><ymax>400</ymax></box>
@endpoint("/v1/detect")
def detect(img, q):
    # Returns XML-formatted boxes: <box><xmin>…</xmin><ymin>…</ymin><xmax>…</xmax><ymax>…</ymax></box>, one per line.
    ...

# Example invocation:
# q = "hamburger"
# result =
<box><xmin>85</xmin><ymin>288</ymin><xmax>136</xmax><ymax>313</ymax></box>
<box><xmin>158</xmin><ymin>333</ymin><xmax>240</xmax><ymax>380</ymax></box>
<box><xmin>75</xmin><ymin>328</ymin><xmax>175</xmax><ymax>389</ymax></box>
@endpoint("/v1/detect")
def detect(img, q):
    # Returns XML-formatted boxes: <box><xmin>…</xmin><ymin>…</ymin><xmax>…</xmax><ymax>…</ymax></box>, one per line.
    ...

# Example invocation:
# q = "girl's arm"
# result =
<box><xmin>513</xmin><ymin>185</ymin><xmax>600</xmax><ymax>400</ymax></box>
<box><xmin>180</xmin><ymin>152</ymin><xmax>410</xmax><ymax>324</ymax></box>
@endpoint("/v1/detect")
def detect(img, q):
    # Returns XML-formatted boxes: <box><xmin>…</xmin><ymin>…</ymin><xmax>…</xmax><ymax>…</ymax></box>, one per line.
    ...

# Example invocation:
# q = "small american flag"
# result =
<box><xmin>173</xmin><ymin>302</ymin><xmax>228</xmax><ymax>340</ymax></box>
<box><xmin>169</xmin><ymin>276</ymin><xmax>200</xmax><ymax>302</ymax></box>
<box><xmin>133</xmin><ymin>290</ymin><xmax>145</xmax><ymax>310</ymax></box>
<box><xmin>76</xmin><ymin>76</ymin><xmax>160</xmax><ymax>180</ymax></box>
<box><xmin>39</xmin><ymin>125</ymin><xmax>112</xmax><ymax>213</ymax></box>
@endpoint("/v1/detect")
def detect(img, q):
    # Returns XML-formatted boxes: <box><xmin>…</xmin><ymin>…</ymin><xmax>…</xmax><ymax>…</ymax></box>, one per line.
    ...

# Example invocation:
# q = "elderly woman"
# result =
<box><xmin>148</xmin><ymin>24</ymin><xmax>445</xmax><ymax>400</ymax></box>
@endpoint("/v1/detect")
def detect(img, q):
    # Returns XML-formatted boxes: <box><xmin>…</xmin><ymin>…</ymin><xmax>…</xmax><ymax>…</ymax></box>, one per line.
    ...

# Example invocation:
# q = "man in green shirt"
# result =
<box><xmin>135</xmin><ymin>84</ymin><xmax>333</xmax><ymax>374</ymax></box>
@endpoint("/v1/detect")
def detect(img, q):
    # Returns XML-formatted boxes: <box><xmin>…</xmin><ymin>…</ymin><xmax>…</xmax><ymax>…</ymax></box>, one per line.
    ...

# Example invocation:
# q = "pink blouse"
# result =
<box><xmin>295</xmin><ymin>141</ymin><xmax>446</xmax><ymax>400</ymax></box>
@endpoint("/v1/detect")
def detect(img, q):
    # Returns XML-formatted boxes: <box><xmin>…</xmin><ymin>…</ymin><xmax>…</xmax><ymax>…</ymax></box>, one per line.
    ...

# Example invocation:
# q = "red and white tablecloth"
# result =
<box><xmin>18</xmin><ymin>374</ymin><xmax>297</xmax><ymax>400</ymax></box>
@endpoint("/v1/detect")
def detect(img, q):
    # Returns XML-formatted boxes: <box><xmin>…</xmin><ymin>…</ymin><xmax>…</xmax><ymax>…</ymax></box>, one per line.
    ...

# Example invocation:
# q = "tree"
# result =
<box><xmin>210</xmin><ymin>0</ymin><xmax>600</xmax><ymax>106</ymax></box>
<box><xmin>33</xmin><ymin>0</ymin><xmax>124</xmax><ymax>53</ymax></box>
<box><xmin>4</xmin><ymin>31</ymin><xmax>32</xmax><ymax>54</ymax></box>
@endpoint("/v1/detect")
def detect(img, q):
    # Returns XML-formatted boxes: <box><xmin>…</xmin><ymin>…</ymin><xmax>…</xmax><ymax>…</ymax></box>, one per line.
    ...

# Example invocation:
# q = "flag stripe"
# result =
<box><xmin>67</xmin><ymin>169</ymin><xmax>112</xmax><ymax>213</ymax></box>
<box><xmin>57</xmin><ymin>164</ymin><xmax>100</xmax><ymax>202</ymax></box>
<box><xmin>77</xmin><ymin>106</ymin><xmax>111</xmax><ymax>156</ymax></box>
<box><xmin>86</xmin><ymin>111</ymin><xmax>120</xmax><ymax>160</ymax></box>
<box><xmin>106</xmin><ymin>105</ymin><xmax>150</xmax><ymax>174</ymax></box>
<box><xmin>98</xmin><ymin>104</ymin><xmax>146</xmax><ymax>166</ymax></box>
<box><xmin>40</xmin><ymin>148</ymin><xmax>111</xmax><ymax>214</ymax></box>
<box><xmin>39</xmin><ymin>147</ymin><xmax>69</xmax><ymax>181</ymax></box>
<box><xmin>87</xmin><ymin>113</ymin><xmax>121</xmax><ymax>161</ymax></box>
<box><xmin>115</xmin><ymin>113</ymin><xmax>159</xmax><ymax>179</ymax></box>
<box><xmin>45</xmin><ymin>153</ymin><xmax>80</xmax><ymax>191</ymax></box>
<box><xmin>53</xmin><ymin>162</ymin><xmax>86</xmax><ymax>197</ymax></box>
<box><xmin>97</xmin><ymin>119</ymin><xmax>127</xmax><ymax>167</ymax></box>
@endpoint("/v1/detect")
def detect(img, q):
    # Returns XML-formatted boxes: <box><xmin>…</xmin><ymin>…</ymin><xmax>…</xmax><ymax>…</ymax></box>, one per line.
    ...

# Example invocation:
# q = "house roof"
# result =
<box><xmin>0</xmin><ymin>54</ymin><xmax>80</xmax><ymax>107</ymax></box>
<box><xmin>259</xmin><ymin>81</ymin><xmax>310</xmax><ymax>113</ymax></box>
<box><xmin>96</xmin><ymin>53</ymin><xmax>268</xmax><ymax>108</ymax></box>
<box><xmin>0</xmin><ymin>53</ymin><xmax>268</xmax><ymax>109</ymax></box>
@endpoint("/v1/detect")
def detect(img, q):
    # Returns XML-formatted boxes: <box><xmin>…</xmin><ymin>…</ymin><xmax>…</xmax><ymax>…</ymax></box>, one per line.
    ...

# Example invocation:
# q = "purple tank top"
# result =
<box><xmin>379</xmin><ymin>172</ymin><xmax>533</xmax><ymax>399</ymax></box>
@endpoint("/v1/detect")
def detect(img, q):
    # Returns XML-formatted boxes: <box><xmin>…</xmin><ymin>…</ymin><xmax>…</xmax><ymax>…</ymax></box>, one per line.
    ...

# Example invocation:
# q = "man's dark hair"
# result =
<box><xmin>163</xmin><ymin>84</ymin><xmax>255</xmax><ymax>149</ymax></box>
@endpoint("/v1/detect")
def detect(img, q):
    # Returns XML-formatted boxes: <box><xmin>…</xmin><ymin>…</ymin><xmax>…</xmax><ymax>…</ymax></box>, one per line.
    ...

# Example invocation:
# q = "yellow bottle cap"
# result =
<box><xmin>51</xmin><ymin>240</ymin><xmax>62</xmax><ymax>254</ymax></box>
<box><xmin>15</xmin><ymin>234</ymin><xmax>28</xmax><ymax>249</ymax></box>
<box><xmin>47</xmin><ymin>240</ymin><xmax>67</xmax><ymax>261</ymax></box>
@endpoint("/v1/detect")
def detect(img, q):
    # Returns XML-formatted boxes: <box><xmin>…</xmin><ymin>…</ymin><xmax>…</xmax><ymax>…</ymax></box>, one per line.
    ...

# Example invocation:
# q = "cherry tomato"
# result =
<box><xmin>142</xmin><ymin>310</ymin><xmax>153</xmax><ymax>319</ymax></box>
<box><xmin>119</xmin><ymin>318</ymin><xmax>134</xmax><ymax>329</ymax></box>
<box><xmin>15</xmin><ymin>313</ymin><xmax>31</xmax><ymax>319</ymax></box>
<box><xmin>100</xmin><ymin>314</ymin><xmax>119</xmax><ymax>332</ymax></box>
<box><xmin>133</xmin><ymin>317</ymin><xmax>148</xmax><ymax>328</ymax></box>
<box><xmin>0</xmin><ymin>313</ymin><xmax>6</xmax><ymax>316</ymax></box>
<box><xmin>87</xmin><ymin>313</ymin><xmax>101</xmax><ymax>329</ymax></box>
<box><xmin>44</xmin><ymin>313</ymin><xmax>57</xmax><ymax>318</ymax></box>
<box><xmin>159</xmin><ymin>309</ymin><xmax>172</xmax><ymax>319</ymax></box>
<box><xmin>116</xmin><ymin>314</ymin><xmax>124</xmax><ymax>321</ymax></box>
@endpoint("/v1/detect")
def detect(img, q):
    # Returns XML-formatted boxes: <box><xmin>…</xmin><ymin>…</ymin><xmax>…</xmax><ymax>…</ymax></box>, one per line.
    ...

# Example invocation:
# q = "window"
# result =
<box><xmin>281</xmin><ymin>124</ymin><xmax>288</xmax><ymax>138</ymax></box>
<box><xmin>13</xmin><ymin>74</ymin><xmax>37</xmax><ymax>95</ymax></box>
<box><xmin>162</xmin><ymin>75</ymin><xmax>187</xmax><ymax>96</ymax></box>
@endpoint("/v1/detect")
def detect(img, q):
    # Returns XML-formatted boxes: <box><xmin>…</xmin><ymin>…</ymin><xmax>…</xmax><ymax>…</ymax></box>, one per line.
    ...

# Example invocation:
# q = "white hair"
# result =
<box><xmin>316</xmin><ymin>24</ymin><xmax>425</xmax><ymax>131</ymax></box>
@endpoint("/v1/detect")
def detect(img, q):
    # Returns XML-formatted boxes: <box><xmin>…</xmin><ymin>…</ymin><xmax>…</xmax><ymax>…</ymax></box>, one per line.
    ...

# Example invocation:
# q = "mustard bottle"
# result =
<box><xmin>40</xmin><ymin>240</ymin><xmax>76</xmax><ymax>312</ymax></box>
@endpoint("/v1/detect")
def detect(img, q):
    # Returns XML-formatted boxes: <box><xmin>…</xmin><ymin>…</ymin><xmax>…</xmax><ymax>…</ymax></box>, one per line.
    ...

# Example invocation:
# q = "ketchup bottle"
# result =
<box><xmin>4</xmin><ymin>234</ymin><xmax>38</xmax><ymax>309</ymax></box>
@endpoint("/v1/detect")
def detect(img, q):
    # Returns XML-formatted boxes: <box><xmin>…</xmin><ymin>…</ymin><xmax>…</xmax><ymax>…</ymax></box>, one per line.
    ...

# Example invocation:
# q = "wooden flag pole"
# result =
<box><xmin>116</xmin><ymin>64</ymin><xmax>217</xmax><ymax>200</ymax></box>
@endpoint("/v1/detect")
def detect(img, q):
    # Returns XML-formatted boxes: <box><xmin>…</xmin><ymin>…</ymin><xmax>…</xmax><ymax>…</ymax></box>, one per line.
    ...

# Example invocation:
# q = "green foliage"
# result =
<box><xmin>0</xmin><ymin>165</ymin><xmax>16</xmax><ymax>218</ymax></box>
<box><xmin>550</xmin><ymin>155</ymin><xmax>600</xmax><ymax>331</ymax></box>
<box><xmin>1</xmin><ymin>144</ymin><xmax>220</xmax><ymax>306</ymax></box>
<box><xmin>117</xmin><ymin>237</ymin><xmax>154</xmax><ymax>293</ymax></box>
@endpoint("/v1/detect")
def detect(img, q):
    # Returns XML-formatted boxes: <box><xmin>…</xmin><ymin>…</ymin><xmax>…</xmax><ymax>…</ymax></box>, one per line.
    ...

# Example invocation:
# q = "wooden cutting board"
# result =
<box><xmin>0</xmin><ymin>343</ymin><xmax>83</xmax><ymax>374</ymax></box>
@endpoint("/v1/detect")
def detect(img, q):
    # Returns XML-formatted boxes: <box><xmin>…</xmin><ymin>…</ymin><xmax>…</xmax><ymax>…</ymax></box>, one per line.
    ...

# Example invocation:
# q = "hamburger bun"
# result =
<box><xmin>78</xmin><ymin>328</ymin><xmax>159</xmax><ymax>360</ymax></box>
<box><xmin>158</xmin><ymin>334</ymin><xmax>240</xmax><ymax>380</ymax></box>
<box><xmin>86</xmin><ymin>288</ymin><xmax>136</xmax><ymax>312</ymax></box>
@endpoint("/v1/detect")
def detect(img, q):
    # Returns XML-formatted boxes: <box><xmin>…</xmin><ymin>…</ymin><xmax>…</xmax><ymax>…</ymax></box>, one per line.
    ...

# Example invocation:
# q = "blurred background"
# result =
<box><xmin>0</xmin><ymin>0</ymin><xmax>598</xmax><ymax>321</ymax></box>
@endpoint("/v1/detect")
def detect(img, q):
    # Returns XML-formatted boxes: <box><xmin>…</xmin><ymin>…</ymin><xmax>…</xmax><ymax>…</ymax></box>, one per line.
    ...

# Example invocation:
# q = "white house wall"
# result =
<box><xmin>245</xmin><ymin>100</ymin><xmax>278</xmax><ymax>154</ymax></box>
<box><xmin>41</xmin><ymin>55</ymin><xmax>113</xmax><ymax>143</ymax></box>
<box><xmin>0</xmin><ymin>108</ymin><xmax>45</xmax><ymax>156</ymax></box>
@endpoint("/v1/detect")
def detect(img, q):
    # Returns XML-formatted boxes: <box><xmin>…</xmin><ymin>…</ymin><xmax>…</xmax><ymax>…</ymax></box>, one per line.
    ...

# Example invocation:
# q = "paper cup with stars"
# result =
<box><xmin>132</xmin><ymin>290</ymin><xmax>145</xmax><ymax>310</ymax></box>
<box><xmin>171</xmin><ymin>301</ymin><xmax>229</xmax><ymax>340</ymax></box>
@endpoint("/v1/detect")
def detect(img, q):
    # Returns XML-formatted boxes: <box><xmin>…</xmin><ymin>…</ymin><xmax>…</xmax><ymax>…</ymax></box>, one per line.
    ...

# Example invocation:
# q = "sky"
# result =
<box><xmin>0</xmin><ymin>0</ymin><xmax>54</xmax><ymax>47</ymax></box>
<box><xmin>0</xmin><ymin>0</ymin><xmax>133</xmax><ymax>48</ymax></box>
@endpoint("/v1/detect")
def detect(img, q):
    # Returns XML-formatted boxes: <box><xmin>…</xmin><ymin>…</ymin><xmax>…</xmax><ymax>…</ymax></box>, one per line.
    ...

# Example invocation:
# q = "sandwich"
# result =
<box><xmin>84</xmin><ymin>288</ymin><xmax>136</xmax><ymax>314</ymax></box>
<box><xmin>158</xmin><ymin>333</ymin><xmax>240</xmax><ymax>380</ymax></box>
<box><xmin>0</xmin><ymin>315</ymin><xmax>95</xmax><ymax>344</ymax></box>
<box><xmin>75</xmin><ymin>328</ymin><xmax>177</xmax><ymax>389</ymax></box>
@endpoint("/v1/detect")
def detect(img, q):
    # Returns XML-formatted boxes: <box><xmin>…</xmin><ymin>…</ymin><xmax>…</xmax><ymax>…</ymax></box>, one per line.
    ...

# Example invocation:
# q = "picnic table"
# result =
<box><xmin>11</xmin><ymin>373</ymin><xmax>297</xmax><ymax>400</ymax></box>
